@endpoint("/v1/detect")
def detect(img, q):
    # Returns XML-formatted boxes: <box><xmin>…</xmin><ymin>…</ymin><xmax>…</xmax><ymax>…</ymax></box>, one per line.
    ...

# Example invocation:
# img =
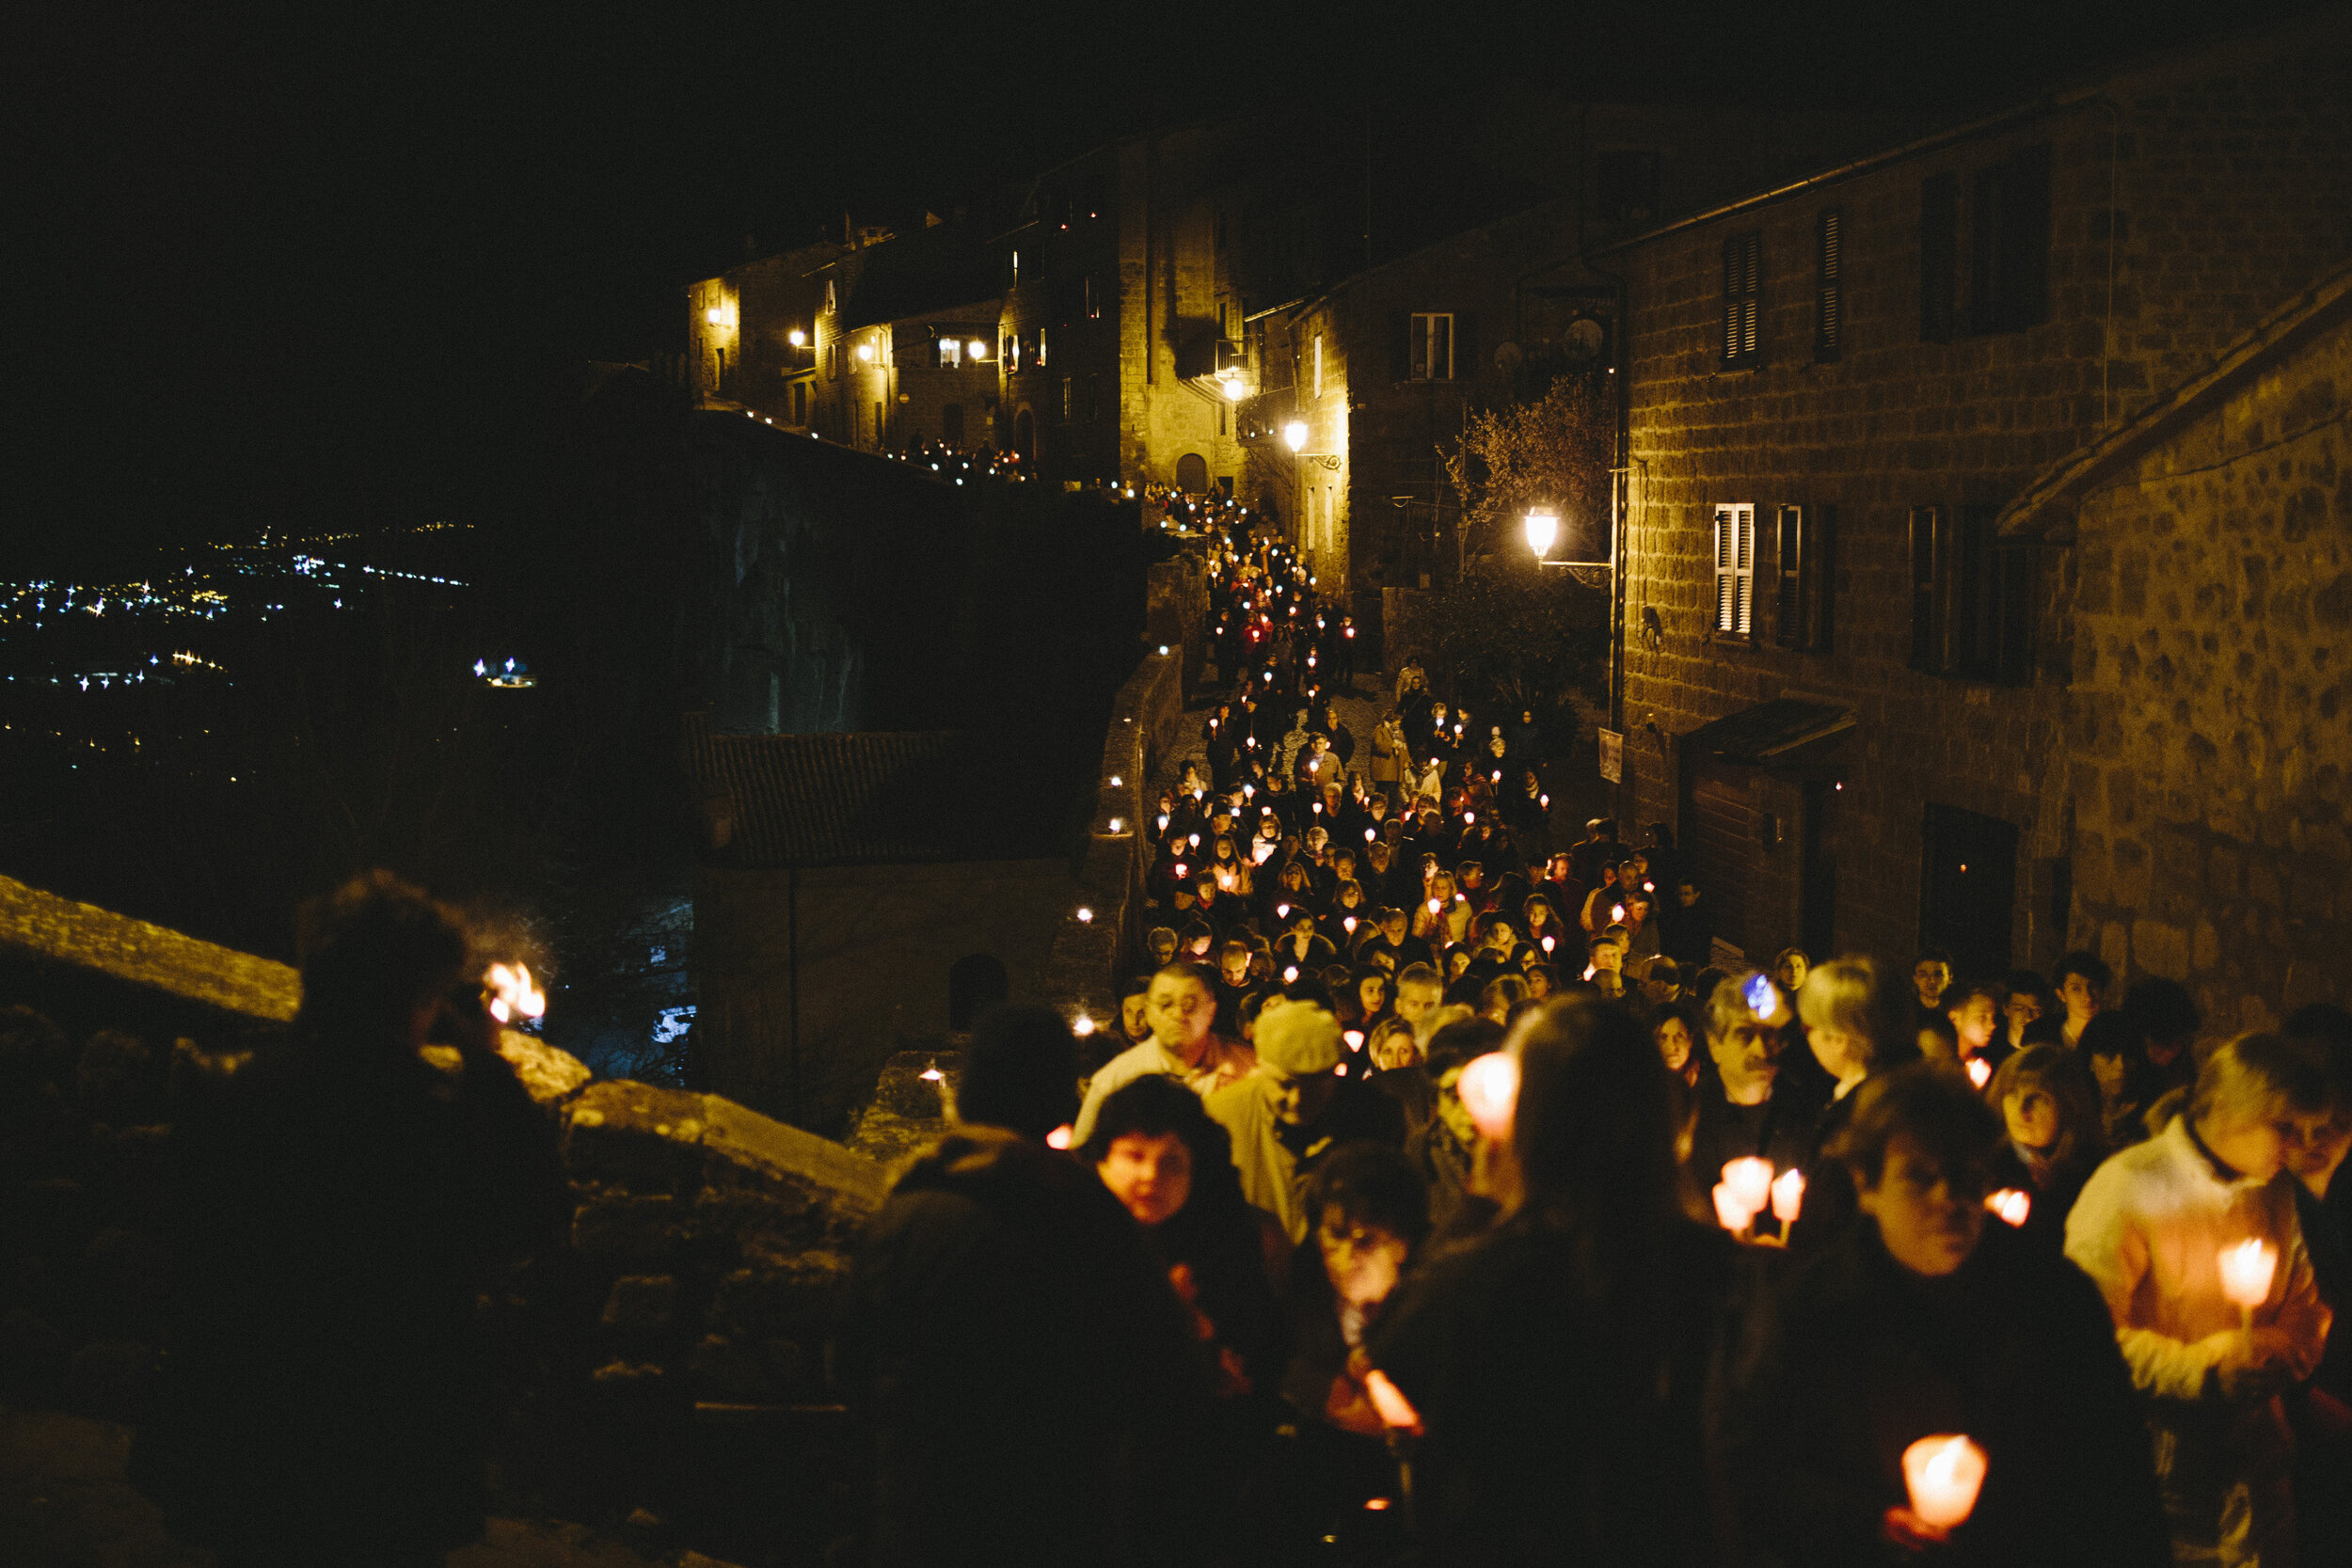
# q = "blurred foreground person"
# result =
<box><xmin>132</xmin><ymin>871</ymin><xmax>569</xmax><ymax>1568</ymax></box>
<box><xmin>1366</xmin><ymin>994</ymin><xmax>1735</xmax><ymax>1566</ymax></box>
<box><xmin>1728</xmin><ymin>1066</ymin><xmax>2168</xmax><ymax>1567</ymax></box>
<box><xmin>2066</xmin><ymin>1034</ymin><xmax>2334</xmax><ymax>1568</ymax></box>
<box><xmin>840</xmin><ymin>1006</ymin><xmax>1212</xmax><ymax>1566</ymax></box>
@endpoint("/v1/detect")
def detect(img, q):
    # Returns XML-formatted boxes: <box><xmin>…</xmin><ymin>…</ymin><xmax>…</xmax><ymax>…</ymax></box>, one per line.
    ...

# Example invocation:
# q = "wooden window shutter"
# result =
<box><xmin>1723</xmin><ymin>234</ymin><xmax>1760</xmax><ymax>364</ymax></box>
<box><xmin>1920</xmin><ymin>173</ymin><xmax>1958</xmax><ymax>342</ymax></box>
<box><xmin>1716</xmin><ymin>505</ymin><xmax>1756</xmax><ymax>636</ymax></box>
<box><xmin>1957</xmin><ymin>504</ymin><xmax>1994</xmax><ymax>673</ymax></box>
<box><xmin>1811</xmin><ymin>504</ymin><xmax>1837</xmax><ymax>652</ymax></box>
<box><xmin>1776</xmin><ymin>505</ymin><xmax>1804</xmax><ymax>646</ymax></box>
<box><xmin>1909</xmin><ymin>506</ymin><xmax>1944</xmax><ymax>670</ymax></box>
<box><xmin>1814</xmin><ymin>208</ymin><xmax>1842</xmax><ymax>360</ymax></box>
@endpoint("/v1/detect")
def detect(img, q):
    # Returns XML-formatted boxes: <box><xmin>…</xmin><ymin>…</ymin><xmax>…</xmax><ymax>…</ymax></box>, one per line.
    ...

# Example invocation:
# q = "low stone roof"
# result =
<box><xmin>681</xmin><ymin>713</ymin><xmax>1059</xmax><ymax>868</ymax></box>
<box><xmin>1999</xmin><ymin>257</ymin><xmax>2352</xmax><ymax>540</ymax></box>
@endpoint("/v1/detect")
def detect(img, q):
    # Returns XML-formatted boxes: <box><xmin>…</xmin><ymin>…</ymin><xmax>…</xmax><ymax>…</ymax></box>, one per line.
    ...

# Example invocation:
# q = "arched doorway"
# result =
<box><xmin>1175</xmin><ymin>451</ymin><xmax>1209</xmax><ymax>493</ymax></box>
<box><xmin>1013</xmin><ymin>406</ymin><xmax>1035</xmax><ymax>466</ymax></box>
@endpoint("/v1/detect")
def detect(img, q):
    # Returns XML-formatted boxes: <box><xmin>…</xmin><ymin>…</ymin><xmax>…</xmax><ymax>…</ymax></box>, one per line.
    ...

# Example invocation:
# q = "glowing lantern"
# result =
<box><xmin>1986</xmin><ymin>1188</ymin><xmax>2031</xmax><ymax>1227</ymax></box>
<box><xmin>1524</xmin><ymin>508</ymin><xmax>1560</xmax><ymax>558</ymax></box>
<box><xmin>2218</xmin><ymin>1238</ymin><xmax>2279</xmax><ymax>1313</ymax></box>
<box><xmin>1901</xmin><ymin>1434</ymin><xmax>1988</xmax><ymax>1530</ymax></box>
<box><xmin>1455</xmin><ymin>1052</ymin><xmax>1518</xmax><ymax>1141</ymax></box>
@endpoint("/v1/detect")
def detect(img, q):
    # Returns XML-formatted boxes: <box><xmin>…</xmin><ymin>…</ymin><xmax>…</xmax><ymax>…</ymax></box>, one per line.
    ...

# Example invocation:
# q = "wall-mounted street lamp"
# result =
<box><xmin>856</xmin><ymin>341</ymin><xmax>875</xmax><ymax>363</ymax></box>
<box><xmin>706</xmin><ymin>307</ymin><xmax>726</xmax><ymax>326</ymax></box>
<box><xmin>968</xmin><ymin>339</ymin><xmax>990</xmax><ymax>359</ymax></box>
<box><xmin>787</xmin><ymin>328</ymin><xmax>806</xmax><ymax>346</ymax></box>
<box><xmin>1283</xmin><ymin>420</ymin><xmax>1309</xmax><ymax>452</ymax></box>
<box><xmin>1524</xmin><ymin>507</ymin><xmax>1560</xmax><ymax>559</ymax></box>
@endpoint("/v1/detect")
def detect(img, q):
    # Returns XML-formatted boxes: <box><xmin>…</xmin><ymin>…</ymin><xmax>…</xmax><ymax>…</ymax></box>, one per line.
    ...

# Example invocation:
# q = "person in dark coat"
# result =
<box><xmin>132</xmin><ymin>870</ymin><xmax>570</xmax><ymax>1568</ymax></box>
<box><xmin>1686</xmin><ymin>970</ymin><xmax>1815</xmax><ymax>1205</ymax></box>
<box><xmin>1981</xmin><ymin>1042</ymin><xmax>2107</xmax><ymax>1257</ymax></box>
<box><xmin>1366</xmin><ymin>992</ymin><xmax>1739</xmax><ymax>1567</ymax></box>
<box><xmin>840</xmin><ymin>1016</ymin><xmax>1214</xmax><ymax>1567</ymax></box>
<box><xmin>1723</xmin><ymin>1065</ymin><xmax>2170</xmax><ymax>1568</ymax></box>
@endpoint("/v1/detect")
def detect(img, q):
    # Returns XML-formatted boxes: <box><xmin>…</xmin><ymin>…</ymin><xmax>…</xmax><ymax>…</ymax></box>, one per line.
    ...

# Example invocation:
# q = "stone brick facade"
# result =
<box><xmin>2008</xmin><ymin>264</ymin><xmax>2352</xmax><ymax>1027</ymax></box>
<box><xmin>1614</xmin><ymin>14</ymin><xmax>2352</xmax><ymax>975</ymax></box>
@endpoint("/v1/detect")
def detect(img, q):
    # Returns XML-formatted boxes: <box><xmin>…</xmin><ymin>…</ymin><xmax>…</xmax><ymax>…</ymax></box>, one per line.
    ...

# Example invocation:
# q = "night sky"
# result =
<box><xmin>12</xmin><ymin>0</ymin><xmax>2321</xmax><ymax>575</ymax></box>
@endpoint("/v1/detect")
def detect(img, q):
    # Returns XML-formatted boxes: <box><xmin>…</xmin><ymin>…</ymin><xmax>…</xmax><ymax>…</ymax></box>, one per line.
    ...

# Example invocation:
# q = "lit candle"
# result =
<box><xmin>1901</xmin><ymin>1433</ymin><xmax>1988</xmax><ymax>1531</ymax></box>
<box><xmin>1075</xmin><ymin>907</ymin><xmax>1093</xmax><ymax>923</ymax></box>
<box><xmin>1985</xmin><ymin>1188</ymin><xmax>2031</xmax><ymax>1227</ymax></box>
<box><xmin>1771</xmin><ymin>1166</ymin><xmax>1805</xmax><ymax>1226</ymax></box>
<box><xmin>1455</xmin><ymin>1052</ymin><xmax>1518</xmax><ymax>1141</ymax></box>
<box><xmin>1045</xmin><ymin>1124</ymin><xmax>1074</xmax><ymax>1149</ymax></box>
<box><xmin>2218</xmin><ymin>1237</ymin><xmax>2279</xmax><ymax>1323</ymax></box>
<box><xmin>1712</xmin><ymin>1182</ymin><xmax>1757</xmax><ymax>1233</ymax></box>
<box><xmin>1723</xmin><ymin>1157</ymin><xmax>1774</xmax><ymax>1218</ymax></box>
<box><xmin>1966</xmin><ymin>1056</ymin><xmax>1992</xmax><ymax>1089</ymax></box>
<box><xmin>1072</xmin><ymin>1013</ymin><xmax>1095</xmax><ymax>1037</ymax></box>
<box><xmin>1363</xmin><ymin>1370</ymin><xmax>1422</xmax><ymax>1433</ymax></box>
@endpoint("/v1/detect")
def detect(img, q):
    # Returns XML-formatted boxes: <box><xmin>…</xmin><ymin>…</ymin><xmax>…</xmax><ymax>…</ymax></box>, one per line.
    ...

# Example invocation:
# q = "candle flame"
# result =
<box><xmin>2218</xmin><ymin>1237</ymin><xmax>2279</xmax><ymax>1308</ymax></box>
<box><xmin>1771</xmin><ymin>1166</ymin><xmax>1806</xmax><ymax>1225</ymax></box>
<box><xmin>1045</xmin><ymin>1124</ymin><xmax>1074</xmax><ymax>1149</ymax></box>
<box><xmin>1362</xmin><ymin>1370</ymin><xmax>1422</xmax><ymax>1433</ymax></box>
<box><xmin>1901</xmin><ymin>1433</ymin><xmax>1988</xmax><ymax>1530</ymax></box>
<box><xmin>1722</xmin><ymin>1157</ymin><xmax>1774</xmax><ymax>1216</ymax></box>
<box><xmin>1986</xmin><ymin>1188</ymin><xmax>2031</xmax><ymax>1227</ymax></box>
<box><xmin>1966</xmin><ymin>1055</ymin><xmax>1992</xmax><ymax>1089</ymax></box>
<box><xmin>1072</xmin><ymin>1013</ymin><xmax>1095</xmax><ymax>1037</ymax></box>
<box><xmin>484</xmin><ymin>962</ymin><xmax>545</xmax><ymax>1025</ymax></box>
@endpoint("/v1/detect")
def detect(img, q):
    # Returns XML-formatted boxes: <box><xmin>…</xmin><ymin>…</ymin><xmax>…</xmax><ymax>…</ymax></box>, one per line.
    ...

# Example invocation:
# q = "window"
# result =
<box><xmin>1596</xmin><ymin>149</ymin><xmax>1660</xmax><ymax>223</ymax></box>
<box><xmin>1003</xmin><ymin>334</ymin><xmax>1018</xmax><ymax>369</ymax></box>
<box><xmin>828</xmin><ymin>342</ymin><xmax>840</xmax><ymax>377</ymax></box>
<box><xmin>1969</xmin><ymin>144</ymin><xmax>2051</xmax><ymax>336</ymax></box>
<box><xmin>1773</xmin><ymin>505</ymin><xmax>1836</xmax><ymax>652</ymax></box>
<box><xmin>1712</xmin><ymin>504</ymin><xmax>1756</xmax><ymax>637</ymax></box>
<box><xmin>1722</xmin><ymin>232</ymin><xmax>1760</xmax><ymax>366</ymax></box>
<box><xmin>1061</xmin><ymin>376</ymin><xmax>1073</xmax><ymax>421</ymax></box>
<box><xmin>1814</xmin><ymin>209</ymin><xmax>1842</xmax><ymax>361</ymax></box>
<box><xmin>1035</xmin><ymin>327</ymin><xmax>1048</xmax><ymax>368</ymax></box>
<box><xmin>792</xmin><ymin>382</ymin><xmax>807</xmax><ymax>425</ymax></box>
<box><xmin>1920</xmin><ymin>172</ymin><xmax>1958</xmax><ymax>343</ymax></box>
<box><xmin>936</xmin><ymin>336</ymin><xmax>961</xmax><ymax>369</ymax></box>
<box><xmin>1010</xmin><ymin>248</ymin><xmax>1019</xmax><ymax>283</ymax></box>
<box><xmin>1408</xmin><ymin>313</ymin><xmax>1454</xmax><ymax>380</ymax></box>
<box><xmin>1086</xmin><ymin>276</ymin><xmax>1102</xmax><ymax>319</ymax></box>
<box><xmin>943</xmin><ymin>403</ymin><xmax>963</xmax><ymax>445</ymax></box>
<box><xmin>1312</xmin><ymin>334</ymin><xmax>1323</xmax><ymax>398</ymax></box>
<box><xmin>1911</xmin><ymin>504</ymin><xmax>2034</xmax><ymax>682</ymax></box>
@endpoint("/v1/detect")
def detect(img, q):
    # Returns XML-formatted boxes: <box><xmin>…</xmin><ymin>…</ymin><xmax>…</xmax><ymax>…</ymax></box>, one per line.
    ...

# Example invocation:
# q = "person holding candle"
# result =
<box><xmin>1686</xmin><ymin>969</ymin><xmax>1815</xmax><ymax>1209</ymax></box>
<box><xmin>1724</xmin><ymin>1065</ymin><xmax>2169</xmax><ymax>1567</ymax></box>
<box><xmin>2064</xmin><ymin>1033</ymin><xmax>2335</xmax><ymax>1567</ymax></box>
<box><xmin>1981</xmin><ymin>1043</ymin><xmax>2106</xmax><ymax>1256</ymax></box>
<box><xmin>1363</xmin><ymin>995</ymin><xmax>1738</xmax><ymax>1565</ymax></box>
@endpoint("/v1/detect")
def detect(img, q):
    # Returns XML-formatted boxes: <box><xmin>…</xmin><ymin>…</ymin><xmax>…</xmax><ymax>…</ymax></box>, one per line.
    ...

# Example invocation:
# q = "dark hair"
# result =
<box><xmin>1308</xmin><ymin>1142</ymin><xmax>1430</xmax><ymax>1249</ymax></box>
<box><xmin>1915</xmin><ymin>945</ymin><xmax>1952</xmax><ymax>969</ymax></box>
<box><xmin>295</xmin><ymin>869</ymin><xmax>472</xmax><ymax>1048</ymax></box>
<box><xmin>958</xmin><ymin>1006</ymin><xmax>1079</xmax><ymax>1141</ymax></box>
<box><xmin>1424</xmin><ymin>1017</ymin><xmax>1504</xmax><ymax>1076</ymax></box>
<box><xmin>1510</xmin><ymin>994</ymin><xmax>1682</xmax><ymax>1254</ymax></box>
<box><xmin>1083</xmin><ymin>1072</ymin><xmax>1224</xmax><ymax>1169</ymax></box>
<box><xmin>2052</xmin><ymin>950</ymin><xmax>2114</xmax><ymax>993</ymax></box>
<box><xmin>1120</xmin><ymin>974</ymin><xmax>1152</xmax><ymax>1002</ymax></box>
<box><xmin>2121</xmin><ymin>977</ymin><xmax>2200</xmax><ymax>1045</ymax></box>
<box><xmin>1829</xmin><ymin>1064</ymin><xmax>2003</xmax><ymax>1190</ymax></box>
<box><xmin>2286</xmin><ymin>1003</ymin><xmax>2352</xmax><ymax>1049</ymax></box>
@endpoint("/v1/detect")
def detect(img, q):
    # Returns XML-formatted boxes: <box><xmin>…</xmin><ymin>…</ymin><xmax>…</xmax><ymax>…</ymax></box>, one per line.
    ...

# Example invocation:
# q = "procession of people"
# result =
<box><xmin>849</xmin><ymin>508</ymin><xmax>2352</xmax><ymax>1566</ymax></box>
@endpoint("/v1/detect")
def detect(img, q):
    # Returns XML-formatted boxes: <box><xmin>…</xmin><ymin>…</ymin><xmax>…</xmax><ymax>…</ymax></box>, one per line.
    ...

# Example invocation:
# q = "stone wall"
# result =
<box><xmin>1617</xmin><ymin>18</ymin><xmax>2352</xmax><ymax>970</ymax></box>
<box><xmin>2058</xmin><ymin>303</ymin><xmax>2352</xmax><ymax>1028</ymax></box>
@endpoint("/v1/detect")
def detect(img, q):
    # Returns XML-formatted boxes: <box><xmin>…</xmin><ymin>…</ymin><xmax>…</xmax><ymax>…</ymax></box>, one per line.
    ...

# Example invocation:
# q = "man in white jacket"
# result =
<box><xmin>2065</xmin><ymin>1034</ymin><xmax>2335</xmax><ymax>1567</ymax></box>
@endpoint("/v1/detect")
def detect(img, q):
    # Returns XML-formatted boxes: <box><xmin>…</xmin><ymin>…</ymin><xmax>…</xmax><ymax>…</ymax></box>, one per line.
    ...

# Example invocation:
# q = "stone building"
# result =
<box><xmin>1609</xmin><ymin>11</ymin><xmax>2352</xmax><ymax>986</ymax></box>
<box><xmin>685</xmin><ymin>238</ymin><xmax>847</xmax><ymax>425</ymax></box>
<box><xmin>1999</xmin><ymin>261</ymin><xmax>2351</xmax><ymax>1029</ymax></box>
<box><xmin>808</xmin><ymin>216</ymin><xmax>1002</xmax><ymax>453</ymax></box>
<box><xmin>1232</xmin><ymin>100</ymin><xmax>1918</xmax><ymax>618</ymax></box>
<box><xmin>993</xmin><ymin>123</ymin><xmax>1255</xmax><ymax>490</ymax></box>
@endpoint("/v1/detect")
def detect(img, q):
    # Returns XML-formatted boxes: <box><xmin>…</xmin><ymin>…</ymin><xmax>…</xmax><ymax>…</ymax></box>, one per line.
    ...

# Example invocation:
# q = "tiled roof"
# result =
<box><xmin>681</xmin><ymin>714</ymin><xmax>1058</xmax><ymax>867</ymax></box>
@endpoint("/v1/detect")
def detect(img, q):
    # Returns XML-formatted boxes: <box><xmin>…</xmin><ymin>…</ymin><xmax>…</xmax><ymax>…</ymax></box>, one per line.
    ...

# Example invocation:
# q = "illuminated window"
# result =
<box><xmin>937</xmin><ymin>337</ymin><xmax>961</xmax><ymax>369</ymax></box>
<box><xmin>1062</xmin><ymin>377</ymin><xmax>1073</xmax><ymax>421</ymax></box>
<box><xmin>1086</xmin><ymin>276</ymin><xmax>1102</xmax><ymax>319</ymax></box>
<box><xmin>1010</xmin><ymin>249</ymin><xmax>1020</xmax><ymax>282</ymax></box>
<box><xmin>1408</xmin><ymin>313</ymin><xmax>1454</xmax><ymax>380</ymax></box>
<box><xmin>1036</xmin><ymin>327</ymin><xmax>1048</xmax><ymax>368</ymax></box>
<box><xmin>1003</xmin><ymin>334</ymin><xmax>1018</xmax><ymax>369</ymax></box>
<box><xmin>1312</xmin><ymin>335</ymin><xmax>1323</xmax><ymax>397</ymax></box>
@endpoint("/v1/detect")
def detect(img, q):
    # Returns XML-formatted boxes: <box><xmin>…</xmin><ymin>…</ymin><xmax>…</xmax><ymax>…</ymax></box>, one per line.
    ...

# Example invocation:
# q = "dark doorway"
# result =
<box><xmin>1013</xmin><ymin>406</ymin><xmax>1035</xmax><ymax>465</ymax></box>
<box><xmin>1920</xmin><ymin>803</ymin><xmax>2018</xmax><ymax>981</ymax></box>
<box><xmin>1801</xmin><ymin>778</ymin><xmax>1838</xmax><ymax>959</ymax></box>
<box><xmin>1681</xmin><ymin>760</ymin><xmax>1756</xmax><ymax>960</ymax></box>
<box><xmin>1175</xmin><ymin>451</ymin><xmax>1209</xmax><ymax>493</ymax></box>
<box><xmin>943</xmin><ymin>403</ymin><xmax>963</xmax><ymax>446</ymax></box>
<box><xmin>947</xmin><ymin>953</ymin><xmax>1009</xmax><ymax>1032</ymax></box>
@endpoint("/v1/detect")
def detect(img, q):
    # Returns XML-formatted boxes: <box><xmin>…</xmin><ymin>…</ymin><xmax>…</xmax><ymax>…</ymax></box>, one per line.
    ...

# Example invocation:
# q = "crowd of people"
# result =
<box><xmin>842</xmin><ymin>518</ymin><xmax>2352</xmax><ymax>1565</ymax></box>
